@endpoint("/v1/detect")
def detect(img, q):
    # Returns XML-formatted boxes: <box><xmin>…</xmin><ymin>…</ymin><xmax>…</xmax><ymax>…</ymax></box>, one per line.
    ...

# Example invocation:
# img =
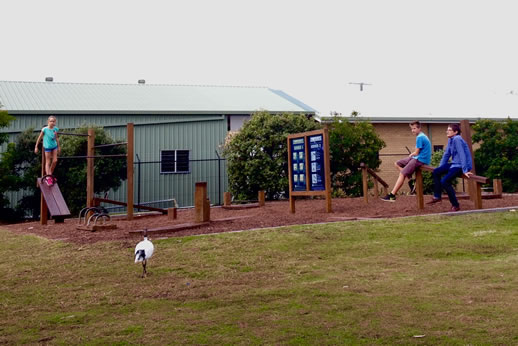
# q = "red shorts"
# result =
<box><xmin>397</xmin><ymin>157</ymin><xmax>424</xmax><ymax>178</ymax></box>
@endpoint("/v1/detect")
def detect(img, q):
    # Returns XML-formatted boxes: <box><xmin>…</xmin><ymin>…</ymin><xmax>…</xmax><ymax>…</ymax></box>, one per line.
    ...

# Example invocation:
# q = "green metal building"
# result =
<box><xmin>0</xmin><ymin>80</ymin><xmax>316</xmax><ymax>211</ymax></box>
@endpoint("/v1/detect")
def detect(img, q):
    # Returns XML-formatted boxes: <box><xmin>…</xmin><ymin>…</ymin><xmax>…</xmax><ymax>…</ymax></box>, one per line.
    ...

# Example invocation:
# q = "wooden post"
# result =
<box><xmin>223</xmin><ymin>192</ymin><xmax>232</xmax><ymax>206</ymax></box>
<box><xmin>168</xmin><ymin>207</ymin><xmax>177</xmax><ymax>220</ymax></box>
<box><xmin>258</xmin><ymin>190</ymin><xmax>265</xmax><ymax>207</ymax></box>
<box><xmin>474</xmin><ymin>183</ymin><xmax>483</xmax><ymax>209</ymax></box>
<box><xmin>460</xmin><ymin>120</ymin><xmax>477</xmax><ymax>203</ymax></box>
<box><xmin>40</xmin><ymin>150</ymin><xmax>48</xmax><ymax>225</ymax></box>
<box><xmin>373</xmin><ymin>179</ymin><xmax>379</xmax><ymax>198</ymax></box>
<box><xmin>362</xmin><ymin>164</ymin><xmax>368</xmax><ymax>204</ymax></box>
<box><xmin>203</xmin><ymin>198</ymin><xmax>211</xmax><ymax>222</ymax></box>
<box><xmin>195</xmin><ymin>182</ymin><xmax>208</xmax><ymax>223</ymax></box>
<box><xmin>323</xmin><ymin>128</ymin><xmax>332</xmax><ymax>213</ymax></box>
<box><xmin>289</xmin><ymin>195</ymin><xmax>295</xmax><ymax>213</ymax></box>
<box><xmin>493</xmin><ymin>179</ymin><xmax>503</xmax><ymax>196</ymax></box>
<box><xmin>415</xmin><ymin>169</ymin><xmax>424</xmax><ymax>210</ymax></box>
<box><xmin>127</xmin><ymin>123</ymin><xmax>134</xmax><ymax>221</ymax></box>
<box><xmin>86</xmin><ymin>128</ymin><xmax>95</xmax><ymax>208</ymax></box>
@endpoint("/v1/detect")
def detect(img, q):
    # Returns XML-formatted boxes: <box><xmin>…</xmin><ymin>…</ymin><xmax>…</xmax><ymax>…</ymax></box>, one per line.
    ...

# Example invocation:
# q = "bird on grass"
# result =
<box><xmin>134</xmin><ymin>229</ymin><xmax>154</xmax><ymax>278</ymax></box>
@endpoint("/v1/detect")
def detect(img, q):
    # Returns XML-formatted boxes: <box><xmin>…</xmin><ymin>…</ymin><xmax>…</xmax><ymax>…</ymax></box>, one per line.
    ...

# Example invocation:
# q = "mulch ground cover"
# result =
<box><xmin>3</xmin><ymin>194</ymin><xmax>518</xmax><ymax>245</ymax></box>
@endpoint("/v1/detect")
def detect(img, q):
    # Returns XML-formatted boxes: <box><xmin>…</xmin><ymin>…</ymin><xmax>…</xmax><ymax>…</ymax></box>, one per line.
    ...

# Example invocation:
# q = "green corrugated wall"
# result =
<box><xmin>2</xmin><ymin>113</ymin><xmax>229</xmax><ymax>211</ymax></box>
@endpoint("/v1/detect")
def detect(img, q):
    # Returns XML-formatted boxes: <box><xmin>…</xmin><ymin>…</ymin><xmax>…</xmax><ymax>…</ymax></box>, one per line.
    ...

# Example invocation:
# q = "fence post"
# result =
<box><xmin>258</xmin><ymin>190</ymin><xmax>265</xmax><ymax>206</ymax></box>
<box><xmin>361</xmin><ymin>163</ymin><xmax>368</xmax><ymax>204</ymax></box>
<box><xmin>195</xmin><ymin>182</ymin><xmax>209</xmax><ymax>222</ymax></box>
<box><xmin>493</xmin><ymin>179</ymin><xmax>503</xmax><ymax>196</ymax></box>
<box><xmin>127</xmin><ymin>123</ymin><xmax>134</xmax><ymax>220</ymax></box>
<box><xmin>224</xmin><ymin>192</ymin><xmax>232</xmax><ymax>206</ymax></box>
<box><xmin>415</xmin><ymin>169</ymin><xmax>424</xmax><ymax>210</ymax></box>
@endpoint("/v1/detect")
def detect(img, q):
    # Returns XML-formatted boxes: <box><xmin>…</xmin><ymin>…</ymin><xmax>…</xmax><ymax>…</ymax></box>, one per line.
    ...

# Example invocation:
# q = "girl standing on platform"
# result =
<box><xmin>34</xmin><ymin>115</ymin><xmax>60</xmax><ymax>185</ymax></box>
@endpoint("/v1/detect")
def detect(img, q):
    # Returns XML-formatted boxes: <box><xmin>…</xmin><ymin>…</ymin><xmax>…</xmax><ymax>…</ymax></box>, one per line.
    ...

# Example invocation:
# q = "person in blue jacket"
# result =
<box><xmin>427</xmin><ymin>123</ymin><xmax>473</xmax><ymax>211</ymax></box>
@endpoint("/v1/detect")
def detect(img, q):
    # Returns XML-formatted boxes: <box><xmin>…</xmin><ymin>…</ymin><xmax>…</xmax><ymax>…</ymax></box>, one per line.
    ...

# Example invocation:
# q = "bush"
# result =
<box><xmin>223</xmin><ymin>111</ymin><xmax>321</xmax><ymax>200</ymax></box>
<box><xmin>328</xmin><ymin>115</ymin><xmax>385</xmax><ymax>196</ymax></box>
<box><xmin>472</xmin><ymin>118</ymin><xmax>518</xmax><ymax>192</ymax></box>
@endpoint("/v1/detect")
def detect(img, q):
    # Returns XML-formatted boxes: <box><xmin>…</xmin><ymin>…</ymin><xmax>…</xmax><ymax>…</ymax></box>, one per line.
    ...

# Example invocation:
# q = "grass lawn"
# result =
<box><xmin>1</xmin><ymin>211</ymin><xmax>518</xmax><ymax>344</ymax></box>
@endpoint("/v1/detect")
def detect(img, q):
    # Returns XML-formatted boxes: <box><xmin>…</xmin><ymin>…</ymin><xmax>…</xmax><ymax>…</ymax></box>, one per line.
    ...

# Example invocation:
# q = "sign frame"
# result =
<box><xmin>287</xmin><ymin>128</ymin><xmax>332</xmax><ymax>213</ymax></box>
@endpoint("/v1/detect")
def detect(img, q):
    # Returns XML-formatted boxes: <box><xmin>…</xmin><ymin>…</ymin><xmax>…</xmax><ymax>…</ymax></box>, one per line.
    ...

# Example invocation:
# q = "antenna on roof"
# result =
<box><xmin>349</xmin><ymin>82</ymin><xmax>371</xmax><ymax>91</ymax></box>
<box><xmin>45</xmin><ymin>77</ymin><xmax>54</xmax><ymax>82</ymax></box>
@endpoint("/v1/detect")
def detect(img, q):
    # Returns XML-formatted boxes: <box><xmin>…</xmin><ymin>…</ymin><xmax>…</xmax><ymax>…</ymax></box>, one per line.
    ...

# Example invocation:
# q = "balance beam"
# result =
<box><xmin>38</xmin><ymin>178</ymin><xmax>71</xmax><ymax>218</ymax></box>
<box><xmin>93</xmin><ymin>197</ymin><xmax>168</xmax><ymax>214</ymax></box>
<box><xmin>415</xmin><ymin>165</ymin><xmax>489</xmax><ymax>210</ymax></box>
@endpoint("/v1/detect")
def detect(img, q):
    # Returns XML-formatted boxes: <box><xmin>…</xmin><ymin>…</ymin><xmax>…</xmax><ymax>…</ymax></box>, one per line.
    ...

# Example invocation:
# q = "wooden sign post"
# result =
<box><xmin>287</xmin><ymin>128</ymin><xmax>332</xmax><ymax>213</ymax></box>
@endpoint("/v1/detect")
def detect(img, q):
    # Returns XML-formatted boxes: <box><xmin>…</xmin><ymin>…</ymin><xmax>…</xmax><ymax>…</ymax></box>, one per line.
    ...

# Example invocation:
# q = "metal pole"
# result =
<box><xmin>215</xmin><ymin>150</ymin><xmax>221</xmax><ymax>206</ymax></box>
<box><xmin>136</xmin><ymin>153</ymin><xmax>141</xmax><ymax>211</ymax></box>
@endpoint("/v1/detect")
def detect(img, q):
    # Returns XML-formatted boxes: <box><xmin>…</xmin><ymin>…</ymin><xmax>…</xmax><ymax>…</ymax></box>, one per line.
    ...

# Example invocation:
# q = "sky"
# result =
<box><xmin>2</xmin><ymin>0</ymin><xmax>517</xmax><ymax>118</ymax></box>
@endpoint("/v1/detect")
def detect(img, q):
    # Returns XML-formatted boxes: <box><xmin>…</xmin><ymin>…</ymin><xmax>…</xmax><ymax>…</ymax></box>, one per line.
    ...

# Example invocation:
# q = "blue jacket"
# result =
<box><xmin>439</xmin><ymin>135</ymin><xmax>473</xmax><ymax>173</ymax></box>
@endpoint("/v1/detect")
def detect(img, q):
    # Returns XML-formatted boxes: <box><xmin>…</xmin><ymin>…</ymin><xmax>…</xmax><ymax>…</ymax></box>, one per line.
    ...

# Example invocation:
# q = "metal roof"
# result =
<box><xmin>0</xmin><ymin>81</ymin><xmax>316</xmax><ymax>115</ymax></box>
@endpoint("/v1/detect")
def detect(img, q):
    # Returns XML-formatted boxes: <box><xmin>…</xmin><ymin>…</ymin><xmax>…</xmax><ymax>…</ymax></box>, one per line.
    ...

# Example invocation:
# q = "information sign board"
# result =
<box><xmin>287</xmin><ymin>128</ymin><xmax>332</xmax><ymax>213</ymax></box>
<box><xmin>308</xmin><ymin>134</ymin><xmax>325</xmax><ymax>191</ymax></box>
<box><xmin>290</xmin><ymin>137</ymin><xmax>306</xmax><ymax>191</ymax></box>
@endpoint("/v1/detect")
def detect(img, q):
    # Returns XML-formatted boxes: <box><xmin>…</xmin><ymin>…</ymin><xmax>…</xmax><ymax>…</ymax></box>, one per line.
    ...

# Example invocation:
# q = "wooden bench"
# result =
<box><xmin>415</xmin><ymin>165</ymin><xmax>490</xmax><ymax>210</ymax></box>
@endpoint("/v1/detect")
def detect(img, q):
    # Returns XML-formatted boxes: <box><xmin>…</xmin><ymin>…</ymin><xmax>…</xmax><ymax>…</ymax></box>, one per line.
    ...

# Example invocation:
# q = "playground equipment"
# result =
<box><xmin>360</xmin><ymin>163</ymin><xmax>389</xmax><ymax>203</ymax></box>
<box><xmin>361</xmin><ymin>119</ymin><xmax>503</xmax><ymax>210</ymax></box>
<box><xmin>37</xmin><ymin>175</ymin><xmax>70</xmax><ymax>223</ymax></box>
<box><xmin>39</xmin><ymin>123</ymin><xmax>167</xmax><ymax>225</ymax></box>
<box><xmin>76</xmin><ymin>205</ymin><xmax>117</xmax><ymax>231</ymax></box>
<box><xmin>222</xmin><ymin>190</ymin><xmax>265</xmax><ymax>209</ymax></box>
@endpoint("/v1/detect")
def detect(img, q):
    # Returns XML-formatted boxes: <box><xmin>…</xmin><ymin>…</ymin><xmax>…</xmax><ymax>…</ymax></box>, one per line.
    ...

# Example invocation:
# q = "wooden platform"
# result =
<box><xmin>77</xmin><ymin>224</ymin><xmax>118</xmax><ymax>232</ymax></box>
<box><xmin>221</xmin><ymin>203</ymin><xmax>260</xmax><ymax>210</ymax></box>
<box><xmin>38</xmin><ymin>178</ymin><xmax>70</xmax><ymax>217</ymax></box>
<box><xmin>128</xmin><ymin>216</ymin><xmax>252</xmax><ymax>236</ymax></box>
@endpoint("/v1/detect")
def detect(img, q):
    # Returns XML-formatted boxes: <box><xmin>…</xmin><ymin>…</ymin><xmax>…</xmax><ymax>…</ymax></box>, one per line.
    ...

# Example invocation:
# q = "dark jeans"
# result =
<box><xmin>432</xmin><ymin>163</ymin><xmax>463</xmax><ymax>207</ymax></box>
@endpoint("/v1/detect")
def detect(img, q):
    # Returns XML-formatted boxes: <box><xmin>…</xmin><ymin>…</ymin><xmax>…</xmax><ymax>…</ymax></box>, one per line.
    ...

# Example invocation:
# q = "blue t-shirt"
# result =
<box><xmin>42</xmin><ymin>126</ymin><xmax>59</xmax><ymax>149</ymax></box>
<box><xmin>413</xmin><ymin>132</ymin><xmax>431</xmax><ymax>165</ymax></box>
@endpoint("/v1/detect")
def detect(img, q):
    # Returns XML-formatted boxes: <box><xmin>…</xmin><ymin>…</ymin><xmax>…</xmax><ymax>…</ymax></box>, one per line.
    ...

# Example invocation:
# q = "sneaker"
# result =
<box><xmin>426</xmin><ymin>198</ymin><xmax>442</xmax><ymax>205</ymax></box>
<box><xmin>450</xmin><ymin>206</ymin><xmax>460</xmax><ymax>212</ymax></box>
<box><xmin>46</xmin><ymin>177</ymin><xmax>54</xmax><ymax>186</ymax></box>
<box><xmin>380</xmin><ymin>193</ymin><xmax>396</xmax><ymax>202</ymax></box>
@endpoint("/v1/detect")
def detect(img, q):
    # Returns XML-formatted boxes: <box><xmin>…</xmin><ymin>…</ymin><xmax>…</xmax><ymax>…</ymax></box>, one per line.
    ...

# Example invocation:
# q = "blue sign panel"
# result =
<box><xmin>290</xmin><ymin>137</ymin><xmax>306</xmax><ymax>191</ymax></box>
<box><xmin>308</xmin><ymin>134</ymin><xmax>325</xmax><ymax>191</ymax></box>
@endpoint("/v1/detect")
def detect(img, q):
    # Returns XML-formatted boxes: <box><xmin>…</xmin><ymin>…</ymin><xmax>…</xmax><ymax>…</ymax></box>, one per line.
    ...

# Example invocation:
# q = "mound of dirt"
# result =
<box><xmin>3</xmin><ymin>194</ymin><xmax>518</xmax><ymax>245</ymax></box>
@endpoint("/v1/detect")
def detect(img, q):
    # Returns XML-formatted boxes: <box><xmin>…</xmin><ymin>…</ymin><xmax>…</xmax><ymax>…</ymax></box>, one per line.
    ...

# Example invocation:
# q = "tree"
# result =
<box><xmin>0</xmin><ymin>125</ymin><xmax>127</xmax><ymax>219</ymax></box>
<box><xmin>222</xmin><ymin>111</ymin><xmax>321</xmax><ymax>200</ymax></box>
<box><xmin>0</xmin><ymin>110</ymin><xmax>16</xmax><ymax>220</ymax></box>
<box><xmin>472</xmin><ymin>118</ymin><xmax>518</xmax><ymax>192</ymax></box>
<box><xmin>328</xmin><ymin>114</ymin><xmax>385</xmax><ymax>196</ymax></box>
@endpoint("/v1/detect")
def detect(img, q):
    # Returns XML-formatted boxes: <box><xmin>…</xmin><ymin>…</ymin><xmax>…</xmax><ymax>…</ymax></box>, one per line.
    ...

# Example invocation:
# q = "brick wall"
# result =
<box><xmin>372</xmin><ymin>122</ymin><xmax>475</xmax><ymax>195</ymax></box>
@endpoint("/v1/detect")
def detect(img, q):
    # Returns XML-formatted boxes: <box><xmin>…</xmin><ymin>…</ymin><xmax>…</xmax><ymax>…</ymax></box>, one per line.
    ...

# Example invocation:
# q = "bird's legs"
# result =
<box><xmin>142</xmin><ymin>260</ymin><xmax>147</xmax><ymax>278</ymax></box>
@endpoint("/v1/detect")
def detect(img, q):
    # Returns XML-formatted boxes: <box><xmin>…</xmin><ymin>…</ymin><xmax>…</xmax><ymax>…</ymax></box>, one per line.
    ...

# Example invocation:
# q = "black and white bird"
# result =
<box><xmin>134</xmin><ymin>229</ymin><xmax>154</xmax><ymax>278</ymax></box>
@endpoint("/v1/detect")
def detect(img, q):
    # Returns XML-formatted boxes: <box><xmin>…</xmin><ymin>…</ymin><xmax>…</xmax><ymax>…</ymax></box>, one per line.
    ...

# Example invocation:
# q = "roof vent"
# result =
<box><xmin>138</xmin><ymin>79</ymin><xmax>145</xmax><ymax>84</ymax></box>
<box><xmin>45</xmin><ymin>77</ymin><xmax>54</xmax><ymax>82</ymax></box>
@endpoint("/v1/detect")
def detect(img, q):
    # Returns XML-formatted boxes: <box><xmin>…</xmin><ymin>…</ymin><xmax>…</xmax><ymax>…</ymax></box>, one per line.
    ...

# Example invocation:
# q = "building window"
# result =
<box><xmin>433</xmin><ymin>145</ymin><xmax>444</xmax><ymax>152</ymax></box>
<box><xmin>161</xmin><ymin>150</ymin><xmax>190</xmax><ymax>173</ymax></box>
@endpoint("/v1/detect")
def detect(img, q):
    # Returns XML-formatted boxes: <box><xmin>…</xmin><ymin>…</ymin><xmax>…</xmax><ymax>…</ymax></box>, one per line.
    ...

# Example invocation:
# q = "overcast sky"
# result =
<box><xmin>2</xmin><ymin>0</ymin><xmax>517</xmax><ymax>117</ymax></box>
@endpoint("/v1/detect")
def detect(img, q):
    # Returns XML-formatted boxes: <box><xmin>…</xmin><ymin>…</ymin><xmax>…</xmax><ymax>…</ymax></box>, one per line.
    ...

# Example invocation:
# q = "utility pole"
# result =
<box><xmin>349</xmin><ymin>82</ymin><xmax>372</xmax><ymax>91</ymax></box>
